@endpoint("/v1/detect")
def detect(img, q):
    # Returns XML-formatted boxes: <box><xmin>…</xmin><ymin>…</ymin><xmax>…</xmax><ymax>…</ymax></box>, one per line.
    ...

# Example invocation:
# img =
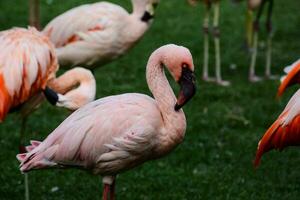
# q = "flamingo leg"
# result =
<box><xmin>28</xmin><ymin>0</ymin><xmax>40</xmax><ymax>30</ymax></box>
<box><xmin>202</xmin><ymin>3</ymin><xmax>213</xmax><ymax>82</ymax></box>
<box><xmin>102</xmin><ymin>184</ymin><xmax>110</xmax><ymax>200</ymax></box>
<box><xmin>109</xmin><ymin>179</ymin><xmax>116</xmax><ymax>200</ymax></box>
<box><xmin>249</xmin><ymin>30</ymin><xmax>259</xmax><ymax>82</ymax></box>
<box><xmin>246</xmin><ymin>9</ymin><xmax>254</xmax><ymax>50</ymax></box>
<box><xmin>249</xmin><ymin>0</ymin><xmax>267</xmax><ymax>82</ymax></box>
<box><xmin>265</xmin><ymin>0</ymin><xmax>276</xmax><ymax>79</ymax></box>
<box><xmin>19</xmin><ymin>117</ymin><xmax>30</xmax><ymax>200</ymax></box>
<box><xmin>213</xmin><ymin>1</ymin><xmax>230</xmax><ymax>86</ymax></box>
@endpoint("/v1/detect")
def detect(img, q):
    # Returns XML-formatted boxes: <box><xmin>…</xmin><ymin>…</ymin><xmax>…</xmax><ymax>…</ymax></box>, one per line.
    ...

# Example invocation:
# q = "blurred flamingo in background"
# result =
<box><xmin>17</xmin><ymin>44</ymin><xmax>196</xmax><ymax>200</ymax></box>
<box><xmin>28</xmin><ymin>0</ymin><xmax>40</xmax><ymax>29</ymax></box>
<box><xmin>43</xmin><ymin>0</ymin><xmax>160</xmax><ymax>70</ymax></box>
<box><xmin>254</xmin><ymin>59</ymin><xmax>300</xmax><ymax>167</ymax></box>
<box><xmin>0</xmin><ymin>27</ymin><xmax>96</xmax><ymax>200</ymax></box>
<box><xmin>187</xmin><ymin>0</ymin><xmax>230</xmax><ymax>86</ymax></box>
<box><xmin>0</xmin><ymin>27</ymin><xmax>96</xmax><ymax>133</ymax></box>
<box><xmin>245</xmin><ymin>0</ymin><xmax>275</xmax><ymax>82</ymax></box>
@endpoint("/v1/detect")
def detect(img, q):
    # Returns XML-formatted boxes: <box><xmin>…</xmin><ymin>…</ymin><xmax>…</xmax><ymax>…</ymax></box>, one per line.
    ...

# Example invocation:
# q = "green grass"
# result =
<box><xmin>1</xmin><ymin>0</ymin><xmax>300</xmax><ymax>199</ymax></box>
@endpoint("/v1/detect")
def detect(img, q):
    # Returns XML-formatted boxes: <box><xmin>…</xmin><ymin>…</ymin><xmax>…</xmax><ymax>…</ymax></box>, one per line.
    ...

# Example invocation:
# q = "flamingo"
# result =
<box><xmin>0</xmin><ymin>27</ymin><xmax>96</xmax><ymax>200</ymax></box>
<box><xmin>246</xmin><ymin>0</ymin><xmax>276</xmax><ymax>82</ymax></box>
<box><xmin>43</xmin><ymin>0</ymin><xmax>159</xmax><ymax>70</ymax></box>
<box><xmin>187</xmin><ymin>0</ymin><xmax>230</xmax><ymax>86</ymax></box>
<box><xmin>254</xmin><ymin>59</ymin><xmax>300</xmax><ymax>167</ymax></box>
<box><xmin>0</xmin><ymin>27</ymin><xmax>96</xmax><ymax>127</ymax></box>
<box><xmin>17</xmin><ymin>44</ymin><xmax>196</xmax><ymax>200</ymax></box>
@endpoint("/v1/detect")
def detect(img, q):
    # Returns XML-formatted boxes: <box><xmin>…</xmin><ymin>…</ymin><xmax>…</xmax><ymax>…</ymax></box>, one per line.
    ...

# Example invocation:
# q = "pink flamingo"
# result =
<box><xmin>254</xmin><ymin>59</ymin><xmax>300</xmax><ymax>167</ymax></box>
<box><xmin>187</xmin><ymin>0</ymin><xmax>230</xmax><ymax>86</ymax></box>
<box><xmin>0</xmin><ymin>27</ymin><xmax>96</xmax><ymax>126</ymax></box>
<box><xmin>246</xmin><ymin>0</ymin><xmax>276</xmax><ymax>82</ymax></box>
<box><xmin>17</xmin><ymin>44</ymin><xmax>196</xmax><ymax>200</ymax></box>
<box><xmin>43</xmin><ymin>0</ymin><xmax>159</xmax><ymax>70</ymax></box>
<box><xmin>0</xmin><ymin>27</ymin><xmax>96</xmax><ymax>200</ymax></box>
<box><xmin>188</xmin><ymin>0</ymin><xmax>275</xmax><ymax>83</ymax></box>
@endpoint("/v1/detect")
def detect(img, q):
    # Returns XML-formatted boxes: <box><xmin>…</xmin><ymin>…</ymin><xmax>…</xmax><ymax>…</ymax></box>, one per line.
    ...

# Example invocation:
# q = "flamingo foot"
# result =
<box><xmin>249</xmin><ymin>75</ymin><xmax>262</xmax><ymax>83</ymax></box>
<box><xmin>216</xmin><ymin>79</ymin><xmax>231</xmax><ymax>87</ymax></box>
<box><xmin>202</xmin><ymin>76</ymin><xmax>216</xmax><ymax>82</ymax></box>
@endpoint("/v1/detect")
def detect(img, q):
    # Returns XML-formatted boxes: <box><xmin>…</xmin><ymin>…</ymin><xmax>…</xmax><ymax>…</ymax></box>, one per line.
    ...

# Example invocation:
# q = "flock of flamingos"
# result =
<box><xmin>0</xmin><ymin>0</ymin><xmax>299</xmax><ymax>199</ymax></box>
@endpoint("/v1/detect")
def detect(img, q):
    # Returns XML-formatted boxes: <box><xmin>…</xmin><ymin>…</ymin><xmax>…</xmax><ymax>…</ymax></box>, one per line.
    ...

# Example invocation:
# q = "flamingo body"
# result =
<box><xmin>0</xmin><ymin>28</ymin><xmax>57</xmax><ymax>121</ymax></box>
<box><xmin>255</xmin><ymin>89</ymin><xmax>300</xmax><ymax>166</ymax></box>
<box><xmin>43</xmin><ymin>0</ymin><xmax>158</xmax><ymax>69</ymax></box>
<box><xmin>17</xmin><ymin>44</ymin><xmax>196</xmax><ymax>198</ymax></box>
<box><xmin>255</xmin><ymin>59</ymin><xmax>300</xmax><ymax>166</ymax></box>
<box><xmin>19</xmin><ymin>93</ymin><xmax>182</xmax><ymax>175</ymax></box>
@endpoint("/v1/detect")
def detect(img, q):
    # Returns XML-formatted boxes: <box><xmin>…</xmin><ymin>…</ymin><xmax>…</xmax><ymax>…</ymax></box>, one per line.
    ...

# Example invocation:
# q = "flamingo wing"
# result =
<box><xmin>43</xmin><ymin>2</ymin><xmax>127</xmax><ymax>48</ymax></box>
<box><xmin>278</xmin><ymin>59</ymin><xmax>300</xmax><ymax>97</ymax></box>
<box><xmin>19</xmin><ymin>93</ymin><xmax>162</xmax><ymax>174</ymax></box>
<box><xmin>255</xmin><ymin>89</ymin><xmax>300</xmax><ymax>167</ymax></box>
<box><xmin>0</xmin><ymin>27</ymin><xmax>58</xmax><ymax>121</ymax></box>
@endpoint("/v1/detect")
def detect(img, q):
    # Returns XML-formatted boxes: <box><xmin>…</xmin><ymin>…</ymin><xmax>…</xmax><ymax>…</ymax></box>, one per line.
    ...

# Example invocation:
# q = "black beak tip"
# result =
<box><xmin>43</xmin><ymin>86</ymin><xmax>58</xmax><ymax>106</ymax></box>
<box><xmin>174</xmin><ymin>103</ymin><xmax>182</xmax><ymax>111</ymax></box>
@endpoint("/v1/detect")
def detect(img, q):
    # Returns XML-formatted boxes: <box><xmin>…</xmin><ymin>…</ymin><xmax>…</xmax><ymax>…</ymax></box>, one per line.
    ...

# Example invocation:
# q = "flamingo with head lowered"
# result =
<box><xmin>0</xmin><ymin>27</ymin><xmax>96</xmax><ymax>131</ymax></box>
<box><xmin>254</xmin><ymin>59</ymin><xmax>300</xmax><ymax>167</ymax></box>
<box><xmin>0</xmin><ymin>27</ymin><xmax>96</xmax><ymax>200</ymax></box>
<box><xmin>43</xmin><ymin>0</ymin><xmax>160</xmax><ymax>70</ymax></box>
<box><xmin>17</xmin><ymin>44</ymin><xmax>196</xmax><ymax>200</ymax></box>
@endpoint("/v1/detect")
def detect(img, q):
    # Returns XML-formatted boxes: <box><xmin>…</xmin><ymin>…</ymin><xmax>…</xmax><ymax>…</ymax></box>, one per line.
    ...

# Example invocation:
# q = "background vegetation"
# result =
<box><xmin>0</xmin><ymin>0</ymin><xmax>300</xmax><ymax>199</ymax></box>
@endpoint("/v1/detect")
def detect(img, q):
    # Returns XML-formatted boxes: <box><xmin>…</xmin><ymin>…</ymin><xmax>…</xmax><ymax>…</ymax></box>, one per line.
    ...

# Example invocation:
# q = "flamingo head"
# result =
<box><xmin>133</xmin><ymin>0</ymin><xmax>159</xmax><ymax>22</ymax></box>
<box><xmin>158</xmin><ymin>44</ymin><xmax>196</xmax><ymax>111</ymax></box>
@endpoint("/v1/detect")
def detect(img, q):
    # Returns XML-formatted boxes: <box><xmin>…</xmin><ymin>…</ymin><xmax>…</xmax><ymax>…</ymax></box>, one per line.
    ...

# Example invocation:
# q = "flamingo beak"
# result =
<box><xmin>43</xmin><ymin>86</ymin><xmax>58</xmax><ymax>105</ymax></box>
<box><xmin>175</xmin><ymin>66</ymin><xmax>196</xmax><ymax>111</ymax></box>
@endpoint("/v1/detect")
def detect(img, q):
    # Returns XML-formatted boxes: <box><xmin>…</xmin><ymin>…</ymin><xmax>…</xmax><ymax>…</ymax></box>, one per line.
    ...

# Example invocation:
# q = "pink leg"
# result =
<box><xmin>102</xmin><ymin>184</ymin><xmax>110</xmax><ymax>200</ymax></box>
<box><xmin>110</xmin><ymin>180</ymin><xmax>116</xmax><ymax>200</ymax></box>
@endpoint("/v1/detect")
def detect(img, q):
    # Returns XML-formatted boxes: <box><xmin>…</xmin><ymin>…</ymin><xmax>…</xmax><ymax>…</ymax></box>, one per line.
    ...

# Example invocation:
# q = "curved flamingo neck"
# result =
<box><xmin>146</xmin><ymin>50</ymin><xmax>186</xmax><ymax>145</ymax></box>
<box><xmin>47</xmin><ymin>67</ymin><xmax>96</xmax><ymax>110</ymax></box>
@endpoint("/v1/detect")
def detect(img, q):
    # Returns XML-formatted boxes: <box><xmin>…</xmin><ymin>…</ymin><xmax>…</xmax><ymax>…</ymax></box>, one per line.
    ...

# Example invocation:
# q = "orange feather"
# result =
<box><xmin>0</xmin><ymin>74</ymin><xmax>12</xmax><ymax>122</ymax></box>
<box><xmin>63</xmin><ymin>25</ymin><xmax>103</xmax><ymax>46</ymax></box>
<box><xmin>255</xmin><ymin>112</ymin><xmax>300</xmax><ymax>167</ymax></box>
<box><xmin>278</xmin><ymin>61</ymin><xmax>300</xmax><ymax>97</ymax></box>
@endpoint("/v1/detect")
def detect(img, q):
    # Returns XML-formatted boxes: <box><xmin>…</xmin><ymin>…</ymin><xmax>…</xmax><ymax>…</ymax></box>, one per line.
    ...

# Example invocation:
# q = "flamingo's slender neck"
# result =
<box><xmin>131</xmin><ymin>0</ymin><xmax>148</xmax><ymax>17</ymax></box>
<box><xmin>47</xmin><ymin>67</ymin><xmax>96</xmax><ymax>110</ymax></box>
<box><xmin>146</xmin><ymin>50</ymin><xmax>186</xmax><ymax>146</ymax></box>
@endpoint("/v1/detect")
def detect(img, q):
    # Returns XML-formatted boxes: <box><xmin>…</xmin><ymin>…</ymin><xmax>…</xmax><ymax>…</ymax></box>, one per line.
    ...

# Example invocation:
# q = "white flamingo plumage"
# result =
<box><xmin>43</xmin><ymin>0</ymin><xmax>159</xmax><ymax>69</ymax></box>
<box><xmin>17</xmin><ymin>44</ymin><xmax>196</xmax><ymax>200</ymax></box>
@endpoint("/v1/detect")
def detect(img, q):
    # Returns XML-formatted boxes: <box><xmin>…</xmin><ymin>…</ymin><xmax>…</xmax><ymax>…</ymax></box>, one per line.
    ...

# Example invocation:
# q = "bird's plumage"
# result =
<box><xmin>43</xmin><ymin>0</ymin><xmax>158</xmax><ymax>69</ymax></box>
<box><xmin>0</xmin><ymin>27</ymin><xmax>58</xmax><ymax>121</ymax></box>
<box><xmin>278</xmin><ymin>59</ymin><xmax>300</xmax><ymax>96</ymax></box>
<box><xmin>19</xmin><ymin>94</ymin><xmax>164</xmax><ymax>175</ymax></box>
<box><xmin>255</xmin><ymin>89</ymin><xmax>300</xmax><ymax>167</ymax></box>
<box><xmin>255</xmin><ymin>59</ymin><xmax>300</xmax><ymax>166</ymax></box>
<box><xmin>17</xmin><ymin>44</ymin><xmax>196</xmax><ymax>194</ymax></box>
